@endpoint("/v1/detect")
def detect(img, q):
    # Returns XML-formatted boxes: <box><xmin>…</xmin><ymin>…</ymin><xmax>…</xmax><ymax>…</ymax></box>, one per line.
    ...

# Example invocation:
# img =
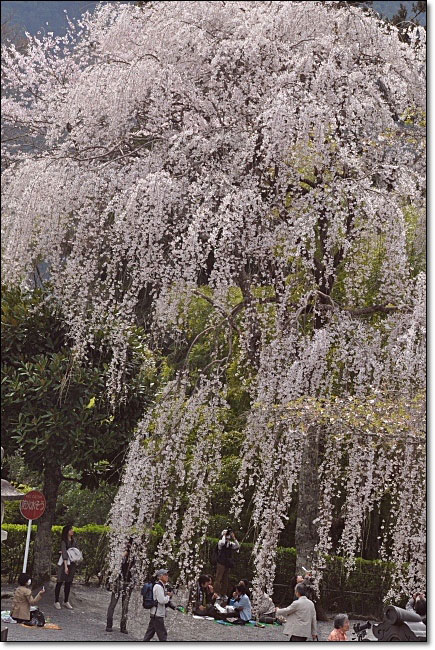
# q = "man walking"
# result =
<box><xmin>276</xmin><ymin>584</ymin><xmax>318</xmax><ymax>641</ymax></box>
<box><xmin>143</xmin><ymin>569</ymin><xmax>173</xmax><ymax>642</ymax></box>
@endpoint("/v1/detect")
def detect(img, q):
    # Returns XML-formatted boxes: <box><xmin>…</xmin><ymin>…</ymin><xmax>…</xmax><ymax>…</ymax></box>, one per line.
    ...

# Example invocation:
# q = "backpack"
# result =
<box><xmin>211</xmin><ymin>543</ymin><xmax>219</xmax><ymax>566</ymax></box>
<box><xmin>141</xmin><ymin>581</ymin><xmax>156</xmax><ymax>609</ymax></box>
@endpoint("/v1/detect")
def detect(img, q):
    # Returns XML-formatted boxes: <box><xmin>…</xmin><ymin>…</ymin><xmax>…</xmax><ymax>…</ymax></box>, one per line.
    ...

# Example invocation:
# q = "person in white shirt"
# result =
<box><xmin>276</xmin><ymin>583</ymin><xmax>318</xmax><ymax>642</ymax></box>
<box><xmin>143</xmin><ymin>569</ymin><xmax>173</xmax><ymax>641</ymax></box>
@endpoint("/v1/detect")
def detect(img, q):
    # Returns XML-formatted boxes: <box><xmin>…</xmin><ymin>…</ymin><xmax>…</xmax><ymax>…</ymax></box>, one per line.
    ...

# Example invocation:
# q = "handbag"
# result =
<box><xmin>30</xmin><ymin>609</ymin><xmax>45</xmax><ymax>627</ymax></box>
<box><xmin>67</xmin><ymin>547</ymin><xmax>83</xmax><ymax>563</ymax></box>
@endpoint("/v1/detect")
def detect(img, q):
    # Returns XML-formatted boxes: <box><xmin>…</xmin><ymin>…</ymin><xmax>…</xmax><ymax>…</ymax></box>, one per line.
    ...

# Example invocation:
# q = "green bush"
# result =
<box><xmin>1</xmin><ymin>524</ymin><xmax>109</xmax><ymax>584</ymax></box>
<box><xmin>1</xmin><ymin>524</ymin><xmax>396</xmax><ymax>615</ymax></box>
<box><xmin>320</xmin><ymin>555</ymin><xmax>396</xmax><ymax>618</ymax></box>
<box><xmin>1</xmin><ymin>524</ymin><xmax>35</xmax><ymax>582</ymax></box>
<box><xmin>207</xmin><ymin>515</ymin><xmax>230</xmax><ymax>538</ymax></box>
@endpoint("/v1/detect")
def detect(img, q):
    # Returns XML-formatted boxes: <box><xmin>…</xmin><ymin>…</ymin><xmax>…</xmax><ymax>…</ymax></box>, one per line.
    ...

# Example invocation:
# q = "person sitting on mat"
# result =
<box><xmin>11</xmin><ymin>573</ymin><xmax>45</xmax><ymax>625</ymax></box>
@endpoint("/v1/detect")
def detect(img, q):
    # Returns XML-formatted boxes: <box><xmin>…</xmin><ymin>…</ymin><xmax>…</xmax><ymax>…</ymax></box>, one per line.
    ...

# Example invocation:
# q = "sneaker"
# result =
<box><xmin>105</xmin><ymin>627</ymin><xmax>113</xmax><ymax>632</ymax></box>
<box><xmin>64</xmin><ymin>602</ymin><xmax>73</xmax><ymax>609</ymax></box>
<box><xmin>54</xmin><ymin>602</ymin><xmax>61</xmax><ymax>609</ymax></box>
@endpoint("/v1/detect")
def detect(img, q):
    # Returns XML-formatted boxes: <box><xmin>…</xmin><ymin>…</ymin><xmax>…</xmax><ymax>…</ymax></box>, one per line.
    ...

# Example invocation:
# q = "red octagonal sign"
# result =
<box><xmin>20</xmin><ymin>490</ymin><xmax>46</xmax><ymax>520</ymax></box>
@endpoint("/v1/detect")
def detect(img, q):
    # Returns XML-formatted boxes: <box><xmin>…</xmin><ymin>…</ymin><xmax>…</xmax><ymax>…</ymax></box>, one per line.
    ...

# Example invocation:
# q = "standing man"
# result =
<box><xmin>214</xmin><ymin>528</ymin><xmax>239</xmax><ymax>597</ymax></box>
<box><xmin>106</xmin><ymin>538</ymin><xmax>134</xmax><ymax>633</ymax></box>
<box><xmin>276</xmin><ymin>584</ymin><xmax>318</xmax><ymax>642</ymax></box>
<box><xmin>143</xmin><ymin>569</ymin><xmax>173</xmax><ymax>642</ymax></box>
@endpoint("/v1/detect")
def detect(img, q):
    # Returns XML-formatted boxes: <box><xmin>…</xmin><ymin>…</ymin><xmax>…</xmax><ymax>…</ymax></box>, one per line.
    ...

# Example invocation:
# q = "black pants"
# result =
<box><xmin>214</xmin><ymin>610</ymin><xmax>240</xmax><ymax>621</ymax></box>
<box><xmin>55</xmin><ymin>581</ymin><xmax>71</xmax><ymax>603</ymax></box>
<box><xmin>290</xmin><ymin>635</ymin><xmax>307</xmax><ymax>641</ymax></box>
<box><xmin>106</xmin><ymin>588</ymin><xmax>132</xmax><ymax>631</ymax></box>
<box><xmin>144</xmin><ymin>615</ymin><xmax>167</xmax><ymax>641</ymax></box>
<box><xmin>193</xmin><ymin>605</ymin><xmax>217</xmax><ymax>617</ymax></box>
<box><xmin>12</xmin><ymin>617</ymin><xmax>33</xmax><ymax>626</ymax></box>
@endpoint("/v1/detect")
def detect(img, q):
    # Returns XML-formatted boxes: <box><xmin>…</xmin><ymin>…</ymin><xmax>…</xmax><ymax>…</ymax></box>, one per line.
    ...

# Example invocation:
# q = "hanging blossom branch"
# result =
<box><xmin>107</xmin><ymin>374</ymin><xmax>228</xmax><ymax>593</ymax></box>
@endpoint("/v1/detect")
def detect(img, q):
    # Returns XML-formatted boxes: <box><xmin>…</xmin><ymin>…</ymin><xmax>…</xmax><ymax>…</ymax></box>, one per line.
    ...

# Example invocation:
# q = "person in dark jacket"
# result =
<box><xmin>106</xmin><ymin>538</ymin><xmax>135</xmax><ymax>633</ymax></box>
<box><xmin>214</xmin><ymin>528</ymin><xmax>239</xmax><ymax>597</ymax></box>
<box><xmin>54</xmin><ymin>523</ymin><xmax>78</xmax><ymax>610</ymax></box>
<box><xmin>193</xmin><ymin>574</ymin><xmax>217</xmax><ymax>616</ymax></box>
<box><xmin>290</xmin><ymin>575</ymin><xmax>304</xmax><ymax>600</ymax></box>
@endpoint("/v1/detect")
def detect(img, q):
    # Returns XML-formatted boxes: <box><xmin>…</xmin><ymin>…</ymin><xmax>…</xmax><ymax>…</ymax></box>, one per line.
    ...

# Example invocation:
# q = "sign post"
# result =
<box><xmin>20</xmin><ymin>491</ymin><xmax>46</xmax><ymax>573</ymax></box>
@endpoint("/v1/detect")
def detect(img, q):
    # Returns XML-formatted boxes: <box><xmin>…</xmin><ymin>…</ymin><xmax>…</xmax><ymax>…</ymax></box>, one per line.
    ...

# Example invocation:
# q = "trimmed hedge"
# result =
<box><xmin>1</xmin><ymin>524</ymin><xmax>108</xmax><ymax>584</ymax></box>
<box><xmin>320</xmin><ymin>555</ymin><xmax>397</xmax><ymax>618</ymax></box>
<box><xmin>1</xmin><ymin>525</ymin><xmax>393</xmax><ymax>615</ymax></box>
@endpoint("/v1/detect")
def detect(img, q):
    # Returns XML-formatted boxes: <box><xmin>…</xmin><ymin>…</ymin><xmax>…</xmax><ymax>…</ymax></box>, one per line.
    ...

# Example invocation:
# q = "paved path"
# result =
<box><xmin>1</xmin><ymin>582</ymin><xmax>378</xmax><ymax>642</ymax></box>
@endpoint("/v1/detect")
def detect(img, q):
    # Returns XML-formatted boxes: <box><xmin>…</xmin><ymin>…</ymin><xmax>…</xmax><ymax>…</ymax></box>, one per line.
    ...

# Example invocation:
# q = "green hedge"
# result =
<box><xmin>320</xmin><ymin>555</ymin><xmax>396</xmax><ymax>618</ymax></box>
<box><xmin>1</xmin><ymin>524</ymin><xmax>109</xmax><ymax>584</ymax></box>
<box><xmin>1</xmin><ymin>525</ymin><xmax>394</xmax><ymax>615</ymax></box>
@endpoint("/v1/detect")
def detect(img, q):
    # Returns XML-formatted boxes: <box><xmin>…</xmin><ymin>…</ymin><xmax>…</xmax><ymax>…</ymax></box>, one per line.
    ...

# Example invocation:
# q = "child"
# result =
<box><xmin>11</xmin><ymin>573</ymin><xmax>45</xmax><ymax>624</ymax></box>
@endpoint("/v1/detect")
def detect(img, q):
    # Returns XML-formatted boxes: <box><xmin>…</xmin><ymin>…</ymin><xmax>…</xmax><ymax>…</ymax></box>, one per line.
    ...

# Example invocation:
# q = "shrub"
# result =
<box><xmin>1</xmin><ymin>524</ymin><xmax>109</xmax><ymax>584</ymax></box>
<box><xmin>1</xmin><ymin>524</ymin><xmax>397</xmax><ymax>615</ymax></box>
<box><xmin>320</xmin><ymin>555</ymin><xmax>396</xmax><ymax>618</ymax></box>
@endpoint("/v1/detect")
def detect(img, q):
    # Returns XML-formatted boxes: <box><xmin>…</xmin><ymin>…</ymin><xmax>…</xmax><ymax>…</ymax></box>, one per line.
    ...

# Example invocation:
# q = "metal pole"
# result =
<box><xmin>23</xmin><ymin>519</ymin><xmax>32</xmax><ymax>573</ymax></box>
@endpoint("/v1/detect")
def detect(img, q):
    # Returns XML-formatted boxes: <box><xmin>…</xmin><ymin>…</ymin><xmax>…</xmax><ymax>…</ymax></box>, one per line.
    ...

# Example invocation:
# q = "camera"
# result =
<box><xmin>353</xmin><ymin>621</ymin><xmax>371</xmax><ymax>641</ymax></box>
<box><xmin>165</xmin><ymin>583</ymin><xmax>184</xmax><ymax>612</ymax></box>
<box><xmin>225</xmin><ymin>528</ymin><xmax>233</xmax><ymax>535</ymax></box>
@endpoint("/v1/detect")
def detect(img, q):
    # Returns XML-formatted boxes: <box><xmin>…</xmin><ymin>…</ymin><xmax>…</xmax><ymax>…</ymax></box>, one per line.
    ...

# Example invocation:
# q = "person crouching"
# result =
<box><xmin>11</xmin><ymin>573</ymin><xmax>45</xmax><ymax>625</ymax></box>
<box><xmin>193</xmin><ymin>574</ymin><xmax>218</xmax><ymax>617</ymax></box>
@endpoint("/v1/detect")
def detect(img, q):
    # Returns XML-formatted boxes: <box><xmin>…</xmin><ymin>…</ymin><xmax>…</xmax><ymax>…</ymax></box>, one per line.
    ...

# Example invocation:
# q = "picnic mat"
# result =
<box><xmin>20</xmin><ymin>623</ymin><xmax>62</xmax><ymax>630</ymax></box>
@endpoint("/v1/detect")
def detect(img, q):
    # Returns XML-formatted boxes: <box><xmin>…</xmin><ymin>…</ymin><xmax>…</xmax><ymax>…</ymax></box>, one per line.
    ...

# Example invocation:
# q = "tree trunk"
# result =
<box><xmin>295</xmin><ymin>426</ymin><xmax>319</xmax><ymax>573</ymax></box>
<box><xmin>32</xmin><ymin>463</ymin><xmax>62</xmax><ymax>585</ymax></box>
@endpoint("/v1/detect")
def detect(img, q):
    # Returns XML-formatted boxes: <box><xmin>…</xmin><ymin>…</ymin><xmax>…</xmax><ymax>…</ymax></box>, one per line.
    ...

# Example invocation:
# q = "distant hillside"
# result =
<box><xmin>0</xmin><ymin>0</ymin><xmax>426</xmax><ymax>38</ymax></box>
<box><xmin>374</xmin><ymin>1</ymin><xmax>426</xmax><ymax>23</ymax></box>
<box><xmin>1</xmin><ymin>1</ymin><xmax>133</xmax><ymax>37</ymax></box>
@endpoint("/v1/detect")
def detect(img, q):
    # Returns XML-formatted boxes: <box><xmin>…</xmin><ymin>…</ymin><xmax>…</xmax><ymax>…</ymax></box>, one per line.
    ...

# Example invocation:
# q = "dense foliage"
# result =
<box><xmin>1</xmin><ymin>0</ymin><xmax>425</xmax><ymax>605</ymax></box>
<box><xmin>1</xmin><ymin>285</ymin><xmax>153</xmax><ymax>581</ymax></box>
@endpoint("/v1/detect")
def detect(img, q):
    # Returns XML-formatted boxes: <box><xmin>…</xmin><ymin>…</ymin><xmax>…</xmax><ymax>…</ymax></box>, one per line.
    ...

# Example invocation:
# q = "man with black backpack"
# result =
<box><xmin>143</xmin><ymin>568</ymin><xmax>173</xmax><ymax>641</ymax></box>
<box><xmin>214</xmin><ymin>528</ymin><xmax>239</xmax><ymax>598</ymax></box>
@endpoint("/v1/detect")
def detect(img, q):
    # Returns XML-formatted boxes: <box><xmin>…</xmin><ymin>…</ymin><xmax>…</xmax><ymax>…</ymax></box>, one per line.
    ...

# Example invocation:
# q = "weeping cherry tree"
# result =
<box><xmin>1</xmin><ymin>1</ymin><xmax>425</xmax><ymax>607</ymax></box>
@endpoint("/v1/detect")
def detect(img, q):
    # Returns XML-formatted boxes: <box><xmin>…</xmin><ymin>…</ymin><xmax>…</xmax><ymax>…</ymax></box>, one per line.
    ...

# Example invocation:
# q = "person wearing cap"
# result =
<box><xmin>143</xmin><ymin>569</ymin><xmax>173</xmax><ymax>641</ymax></box>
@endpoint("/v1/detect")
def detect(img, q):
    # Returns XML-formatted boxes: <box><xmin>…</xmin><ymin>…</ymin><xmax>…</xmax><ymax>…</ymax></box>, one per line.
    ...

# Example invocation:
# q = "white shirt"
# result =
<box><xmin>150</xmin><ymin>581</ymin><xmax>170</xmax><ymax>617</ymax></box>
<box><xmin>217</xmin><ymin>535</ymin><xmax>240</xmax><ymax>550</ymax></box>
